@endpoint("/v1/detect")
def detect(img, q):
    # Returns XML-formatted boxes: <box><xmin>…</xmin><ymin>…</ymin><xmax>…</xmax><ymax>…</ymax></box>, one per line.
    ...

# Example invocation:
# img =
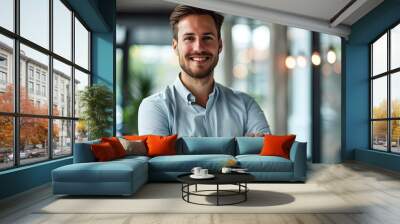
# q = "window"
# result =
<box><xmin>0</xmin><ymin>0</ymin><xmax>91</xmax><ymax>170</ymax></box>
<box><xmin>371</xmin><ymin>23</ymin><xmax>400</xmax><ymax>153</ymax></box>
<box><xmin>42</xmin><ymin>85</ymin><xmax>46</xmax><ymax>97</ymax></box>
<box><xmin>28</xmin><ymin>81</ymin><xmax>34</xmax><ymax>94</ymax></box>
<box><xmin>0</xmin><ymin>0</ymin><xmax>14</xmax><ymax>32</ymax></box>
<box><xmin>36</xmin><ymin>83</ymin><xmax>40</xmax><ymax>95</ymax></box>
<box><xmin>28</xmin><ymin>67</ymin><xmax>34</xmax><ymax>80</ymax></box>
<box><xmin>20</xmin><ymin>0</ymin><xmax>49</xmax><ymax>49</ymax></box>
<box><xmin>75</xmin><ymin>17</ymin><xmax>89</xmax><ymax>70</ymax></box>
<box><xmin>0</xmin><ymin>71</ymin><xmax>6</xmax><ymax>85</ymax></box>
<box><xmin>0</xmin><ymin>54</ymin><xmax>7</xmax><ymax>67</ymax></box>
<box><xmin>35</xmin><ymin>70</ymin><xmax>41</xmax><ymax>81</ymax></box>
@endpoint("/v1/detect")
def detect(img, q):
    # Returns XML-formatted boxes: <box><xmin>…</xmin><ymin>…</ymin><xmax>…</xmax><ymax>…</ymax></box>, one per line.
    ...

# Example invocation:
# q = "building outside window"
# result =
<box><xmin>28</xmin><ymin>67</ymin><xmax>34</xmax><ymax>80</ymax></box>
<box><xmin>0</xmin><ymin>71</ymin><xmax>6</xmax><ymax>84</ymax></box>
<box><xmin>28</xmin><ymin>81</ymin><xmax>34</xmax><ymax>94</ymax></box>
<box><xmin>0</xmin><ymin>0</ymin><xmax>91</xmax><ymax>170</ymax></box>
<box><xmin>371</xmin><ymin>23</ymin><xmax>400</xmax><ymax>153</ymax></box>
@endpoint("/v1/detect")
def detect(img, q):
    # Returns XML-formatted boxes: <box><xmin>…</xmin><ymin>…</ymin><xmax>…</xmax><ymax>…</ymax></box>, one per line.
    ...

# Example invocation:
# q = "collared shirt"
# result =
<box><xmin>138</xmin><ymin>76</ymin><xmax>271</xmax><ymax>137</ymax></box>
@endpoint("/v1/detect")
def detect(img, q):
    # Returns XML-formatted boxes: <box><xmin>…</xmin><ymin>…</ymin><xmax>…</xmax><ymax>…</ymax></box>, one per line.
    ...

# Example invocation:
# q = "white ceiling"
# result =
<box><xmin>117</xmin><ymin>0</ymin><xmax>384</xmax><ymax>38</ymax></box>
<box><xmin>117</xmin><ymin>0</ymin><xmax>176</xmax><ymax>13</ymax></box>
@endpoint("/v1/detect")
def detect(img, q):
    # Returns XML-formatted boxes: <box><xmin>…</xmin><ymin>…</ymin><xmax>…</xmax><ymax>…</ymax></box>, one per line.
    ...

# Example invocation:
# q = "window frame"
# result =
<box><xmin>369</xmin><ymin>20</ymin><xmax>400</xmax><ymax>154</ymax></box>
<box><xmin>0</xmin><ymin>0</ymin><xmax>92</xmax><ymax>171</ymax></box>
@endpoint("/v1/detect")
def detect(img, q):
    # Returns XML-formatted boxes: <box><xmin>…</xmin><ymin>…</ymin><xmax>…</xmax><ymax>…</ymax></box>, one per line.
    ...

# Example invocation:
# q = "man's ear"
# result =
<box><xmin>172</xmin><ymin>38</ymin><xmax>178</xmax><ymax>55</ymax></box>
<box><xmin>218</xmin><ymin>39</ymin><xmax>223</xmax><ymax>53</ymax></box>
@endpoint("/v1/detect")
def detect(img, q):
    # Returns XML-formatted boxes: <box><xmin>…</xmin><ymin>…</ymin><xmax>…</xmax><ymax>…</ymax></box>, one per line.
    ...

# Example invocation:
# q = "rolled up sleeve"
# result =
<box><xmin>244</xmin><ymin>96</ymin><xmax>271</xmax><ymax>135</ymax></box>
<box><xmin>138</xmin><ymin>97</ymin><xmax>170</xmax><ymax>136</ymax></box>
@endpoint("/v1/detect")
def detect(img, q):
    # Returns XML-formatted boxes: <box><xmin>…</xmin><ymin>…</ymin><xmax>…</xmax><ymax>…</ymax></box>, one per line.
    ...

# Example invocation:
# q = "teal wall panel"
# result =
<box><xmin>0</xmin><ymin>0</ymin><xmax>116</xmax><ymax>200</ymax></box>
<box><xmin>345</xmin><ymin>0</ymin><xmax>400</xmax><ymax>171</ymax></box>
<box><xmin>0</xmin><ymin>158</ymin><xmax>72</xmax><ymax>199</ymax></box>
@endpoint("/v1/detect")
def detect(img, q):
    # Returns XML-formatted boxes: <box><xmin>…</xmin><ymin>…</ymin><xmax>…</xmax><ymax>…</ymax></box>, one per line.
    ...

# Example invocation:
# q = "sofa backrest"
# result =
<box><xmin>177</xmin><ymin>137</ymin><xmax>236</xmax><ymax>155</ymax></box>
<box><xmin>73</xmin><ymin>139</ymin><xmax>100</xmax><ymax>163</ymax></box>
<box><xmin>235</xmin><ymin>137</ymin><xmax>264</xmax><ymax>155</ymax></box>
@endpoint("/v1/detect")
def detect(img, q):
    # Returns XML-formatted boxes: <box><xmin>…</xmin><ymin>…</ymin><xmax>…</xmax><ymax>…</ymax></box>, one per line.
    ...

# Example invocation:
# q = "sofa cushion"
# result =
<box><xmin>91</xmin><ymin>142</ymin><xmax>118</xmax><ymax>161</ymax></box>
<box><xmin>118</xmin><ymin>138</ymin><xmax>147</xmax><ymax>156</ymax></box>
<box><xmin>101</xmin><ymin>137</ymin><xmax>127</xmax><ymax>158</ymax></box>
<box><xmin>236</xmin><ymin>155</ymin><xmax>293</xmax><ymax>172</ymax></box>
<box><xmin>148</xmin><ymin>154</ymin><xmax>235</xmax><ymax>172</ymax></box>
<box><xmin>235</xmin><ymin>137</ymin><xmax>263</xmax><ymax>155</ymax></box>
<box><xmin>147</xmin><ymin>134</ymin><xmax>178</xmax><ymax>157</ymax></box>
<box><xmin>260</xmin><ymin>135</ymin><xmax>296</xmax><ymax>159</ymax></box>
<box><xmin>177</xmin><ymin>137</ymin><xmax>235</xmax><ymax>155</ymax></box>
<box><xmin>53</xmin><ymin>158</ymin><xmax>147</xmax><ymax>183</ymax></box>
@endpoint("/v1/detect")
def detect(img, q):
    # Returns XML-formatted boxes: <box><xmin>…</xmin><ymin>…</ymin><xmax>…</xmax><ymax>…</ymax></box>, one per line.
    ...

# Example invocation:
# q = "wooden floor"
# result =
<box><xmin>1</xmin><ymin>162</ymin><xmax>400</xmax><ymax>224</ymax></box>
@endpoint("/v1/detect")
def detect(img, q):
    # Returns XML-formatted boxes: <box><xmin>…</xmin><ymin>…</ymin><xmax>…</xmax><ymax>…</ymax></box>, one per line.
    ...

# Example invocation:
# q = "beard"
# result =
<box><xmin>178</xmin><ymin>52</ymin><xmax>219</xmax><ymax>79</ymax></box>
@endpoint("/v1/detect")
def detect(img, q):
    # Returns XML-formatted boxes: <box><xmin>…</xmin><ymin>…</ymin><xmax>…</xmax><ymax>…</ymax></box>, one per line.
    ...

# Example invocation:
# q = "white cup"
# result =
<box><xmin>200</xmin><ymin>169</ymin><xmax>208</xmax><ymax>176</ymax></box>
<box><xmin>191</xmin><ymin>167</ymin><xmax>202</xmax><ymax>176</ymax></box>
<box><xmin>221</xmin><ymin>167</ymin><xmax>232</xmax><ymax>174</ymax></box>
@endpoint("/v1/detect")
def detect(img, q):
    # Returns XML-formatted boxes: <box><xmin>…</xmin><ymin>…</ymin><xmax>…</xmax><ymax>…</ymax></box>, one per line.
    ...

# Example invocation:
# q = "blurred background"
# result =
<box><xmin>115</xmin><ymin>0</ymin><xmax>342</xmax><ymax>163</ymax></box>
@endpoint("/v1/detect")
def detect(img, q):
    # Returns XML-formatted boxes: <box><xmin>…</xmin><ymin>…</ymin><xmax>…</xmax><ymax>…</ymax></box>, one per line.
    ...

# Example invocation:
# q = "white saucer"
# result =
<box><xmin>190</xmin><ymin>174</ymin><xmax>215</xmax><ymax>179</ymax></box>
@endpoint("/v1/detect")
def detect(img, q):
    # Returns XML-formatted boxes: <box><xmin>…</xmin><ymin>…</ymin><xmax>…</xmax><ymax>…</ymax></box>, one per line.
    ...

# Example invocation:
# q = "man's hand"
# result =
<box><xmin>245</xmin><ymin>133</ymin><xmax>265</xmax><ymax>137</ymax></box>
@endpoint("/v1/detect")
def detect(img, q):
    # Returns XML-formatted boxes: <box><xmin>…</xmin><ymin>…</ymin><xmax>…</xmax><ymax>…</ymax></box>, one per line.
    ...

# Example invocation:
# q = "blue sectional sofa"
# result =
<box><xmin>52</xmin><ymin>137</ymin><xmax>307</xmax><ymax>196</ymax></box>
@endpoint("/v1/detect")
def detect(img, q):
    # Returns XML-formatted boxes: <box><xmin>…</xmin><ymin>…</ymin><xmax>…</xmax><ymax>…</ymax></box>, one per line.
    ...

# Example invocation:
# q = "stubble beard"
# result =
<box><xmin>179</xmin><ymin>54</ymin><xmax>219</xmax><ymax>79</ymax></box>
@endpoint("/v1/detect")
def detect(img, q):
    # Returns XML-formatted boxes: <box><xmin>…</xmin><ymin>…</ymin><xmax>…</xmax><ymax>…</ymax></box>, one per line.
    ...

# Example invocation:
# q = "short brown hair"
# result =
<box><xmin>169</xmin><ymin>5</ymin><xmax>224</xmax><ymax>40</ymax></box>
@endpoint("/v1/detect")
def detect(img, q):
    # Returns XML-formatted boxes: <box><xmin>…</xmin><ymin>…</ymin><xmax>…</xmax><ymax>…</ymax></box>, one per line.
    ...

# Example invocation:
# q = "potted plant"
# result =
<box><xmin>79</xmin><ymin>84</ymin><xmax>113</xmax><ymax>140</ymax></box>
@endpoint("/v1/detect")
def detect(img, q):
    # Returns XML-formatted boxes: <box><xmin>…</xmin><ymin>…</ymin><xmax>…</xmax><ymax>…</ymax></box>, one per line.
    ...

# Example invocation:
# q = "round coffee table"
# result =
<box><xmin>177</xmin><ymin>172</ymin><xmax>255</xmax><ymax>206</ymax></box>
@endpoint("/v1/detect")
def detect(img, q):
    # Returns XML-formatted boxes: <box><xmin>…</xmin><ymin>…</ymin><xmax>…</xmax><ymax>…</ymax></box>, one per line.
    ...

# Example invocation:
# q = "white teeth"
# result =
<box><xmin>191</xmin><ymin>57</ymin><xmax>207</xmax><ymax>62</ymax></box>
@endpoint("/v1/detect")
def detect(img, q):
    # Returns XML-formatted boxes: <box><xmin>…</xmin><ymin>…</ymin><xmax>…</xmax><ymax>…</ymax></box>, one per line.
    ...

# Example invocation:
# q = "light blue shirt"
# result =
<box><xmin>138</xmin><ymin>76</ymin><xmax>271</xmax><ymax>137</ymax></box>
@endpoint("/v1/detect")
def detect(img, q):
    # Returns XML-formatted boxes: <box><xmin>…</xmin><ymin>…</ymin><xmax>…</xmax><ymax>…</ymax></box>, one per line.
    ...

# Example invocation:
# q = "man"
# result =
<box><xmin>138</xmin><ymin>5</ymin><xmax>270</xmax><ymax>137</ymax></box>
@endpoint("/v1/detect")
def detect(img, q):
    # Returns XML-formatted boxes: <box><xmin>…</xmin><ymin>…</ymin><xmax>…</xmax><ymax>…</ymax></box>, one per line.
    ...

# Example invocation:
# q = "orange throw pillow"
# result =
<box><xmin>91</xmin><ymin>142</ymin><xmax>117</xmax><ymax>161</ymax></box>
<box><xmin>101</xmin><ymin>137</ymin><xmax>126</xmax><ymax>158</ymax></box>
<box><xmin>123</xmin><ymin>135</ymin><xmax>149</xmax><ymax>141</ymax></box>
<box><xmin>260</xmin><ymin>135</ymin><xmax>296</xmax><ymax>159</ymax></box>
<box><xmin>146</xmin><ymin>134</ymin><xmax>177</xmax><ymax>157</ymax></box>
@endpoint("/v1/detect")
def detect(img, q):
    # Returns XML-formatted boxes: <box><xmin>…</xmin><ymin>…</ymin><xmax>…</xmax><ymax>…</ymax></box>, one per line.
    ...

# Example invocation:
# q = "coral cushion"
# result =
<box><xmin>260</xmin><ymin>135</ymin><xmax>296</xmax><ymax>159</ymax></box>
<box><xmin>123</xmin><ymin>135</ymin><xmax>149</xmax><ymax>141</ymax></box>
<box><xmin>91</xmin><ymin>142</ymin><xmax>118</xmax><ymax>161</ymax></box>
<box><xmin>146</xmin><ymin>134</ymin><xmax>178</xmax><ymax>157</ymax></box>
<box><xmin>101</xmin><ymin>137</ymin><xmax>126</xmax><ymax>158</ymax></box>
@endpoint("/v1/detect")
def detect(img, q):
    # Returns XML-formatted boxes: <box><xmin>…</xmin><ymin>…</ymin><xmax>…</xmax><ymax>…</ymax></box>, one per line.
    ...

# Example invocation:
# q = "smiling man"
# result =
<box><xmin>138</xmin><ymin>5</ymin><xmax>271</xmax><ymax>137</ymax></box>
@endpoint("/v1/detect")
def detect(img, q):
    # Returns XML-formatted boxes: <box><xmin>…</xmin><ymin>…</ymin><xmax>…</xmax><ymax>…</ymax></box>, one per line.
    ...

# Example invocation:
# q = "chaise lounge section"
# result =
<box><xmin>52</xmin><ymin>137</ymin><xmax>307</xmax><ymax>196</ymax></box>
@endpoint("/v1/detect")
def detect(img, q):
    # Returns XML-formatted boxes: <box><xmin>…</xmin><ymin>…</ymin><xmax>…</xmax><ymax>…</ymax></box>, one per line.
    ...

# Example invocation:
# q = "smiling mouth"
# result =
<box><xmin>189</xmin><ymin>56</ymin><xmax>210</xmax><ymax>62</ymax></box>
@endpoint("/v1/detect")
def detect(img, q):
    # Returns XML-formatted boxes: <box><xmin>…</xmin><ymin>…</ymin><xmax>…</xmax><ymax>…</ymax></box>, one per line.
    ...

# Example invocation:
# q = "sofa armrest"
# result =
<box><xmin>289</xmin><ymin>141</ymin><xmax>307</xmax><ymax>181</ymax></box>
<box><xmin>73</xmin><ymin>140</ymin><xmax>100</xmax><ymax>163</ymax></box>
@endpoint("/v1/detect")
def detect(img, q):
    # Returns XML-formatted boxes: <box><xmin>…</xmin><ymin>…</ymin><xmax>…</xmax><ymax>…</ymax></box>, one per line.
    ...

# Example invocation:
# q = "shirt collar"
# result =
<box><xmin>174</xmin><ymin>73</ymin><xmax>219</xmax><ymax>105</ymax></box>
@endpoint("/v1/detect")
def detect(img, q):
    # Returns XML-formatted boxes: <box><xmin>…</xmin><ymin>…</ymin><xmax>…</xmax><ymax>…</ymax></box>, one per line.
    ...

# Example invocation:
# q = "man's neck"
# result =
<box><xmin>180</xmin><ymin>72</ymin><xmax>214</xmax><ymax>107</ymax></box>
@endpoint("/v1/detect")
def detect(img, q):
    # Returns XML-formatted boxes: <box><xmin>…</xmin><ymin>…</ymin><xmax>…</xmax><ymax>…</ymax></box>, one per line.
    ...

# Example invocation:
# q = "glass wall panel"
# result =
<box><xmin>0</xmin><ymin>0</ymin><xmax>14</xmax><ymax>31</ymax></box>
<box><xmin>0</xmin><ymin>34</ymin><xmax>14</xmax><ymax>112</ymax></box>
<box><xmin>53</xmin><ymin>119</ymin><xmax>72</xmax><ymax>157</ymax></box>
<box><xmin>53</xmin><ymin>0</ymin><xmax>72</xmax><ymax>60</ymax></box>
<box><xmin>19</xmin><ymin>117</ymin><xmax>49</xmax><ymax>165</ymax></box>
<box><xmin>74</xmin><ymin>69</ymin><xmax>89</xmax><ymax>118</ymax></box>
<box><xmin>391</xmin><ymin>120</ymin><xmax>400</xmax><ymax>153</ymax></box>
<box><xmin>53</xmin><ymin>59</ymin><xmax>72</xmax><ymax>117</ymax></box>
<box><xmin>116</xmin><ymin>48</ymin><xmax>123</xmax><ymax>135</ymax></box>
<box><xmin>391</xmin><ymin>24</ymin><xmax>400</xmax><ymax>70</ymax></box>
<box><xmin>0</xmin><ymin>116</ymin><xmax>13</xmax><ymax>170</ymax></box>
<box><xmin>372</xmin><ymin>121</ymin><xmax>388</xmax><ymax>151</ymax></box>
<box><xmin>287</xmin><ymin>27</ymin><xmax>312</xmax><ymax>160</ymax></box>
<box><xmin>20</xmin><ymin>0</ymin><xmax>49</xmax><ymax>49</ymax></box>
<box><xmin>372</xmin><ymin>77</ymin><xmax>387</xmax><ymax>119</ymax></box>
<box><xmin>372</xmin><ymin>34</ymin><xmax>387</xmax><ymax>76</ymax></box>
<box><xmin>20</xmin><ymin>44</ymin><xmax>49</xmax><ymax>115</ymax></box>
<box><xmin>74</xmin><ymin>18</ymin><xmax>89</xmax><ymax>70</ymax></box>
<box><xmin>75</xmin><ymin>120</ymin><xmax>88</xmax><ymax>143</ymax></box>
<box><xmin>391</xmin><ymin>72</ymin><xmax>400</xmax><ymax>118</ymax></box>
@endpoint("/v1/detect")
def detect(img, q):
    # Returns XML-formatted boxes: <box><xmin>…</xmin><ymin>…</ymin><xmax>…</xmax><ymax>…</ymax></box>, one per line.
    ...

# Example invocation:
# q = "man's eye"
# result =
<box><xmin>184</xmin><ymin>37</ymin><xmax>194</xmax><ymax>41</ymax></box>
<box><xmin>203</xmin><ymin>36</ymin><xmax>213</xmax><ymax>41</ymax></box>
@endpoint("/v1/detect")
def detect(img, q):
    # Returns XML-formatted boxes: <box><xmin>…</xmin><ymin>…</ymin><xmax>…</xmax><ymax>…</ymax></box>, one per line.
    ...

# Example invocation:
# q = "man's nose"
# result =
<box><xmin>192</xmin><ymin>39</ymin><xmax>206</xmax><ymax>52</ymax></box>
